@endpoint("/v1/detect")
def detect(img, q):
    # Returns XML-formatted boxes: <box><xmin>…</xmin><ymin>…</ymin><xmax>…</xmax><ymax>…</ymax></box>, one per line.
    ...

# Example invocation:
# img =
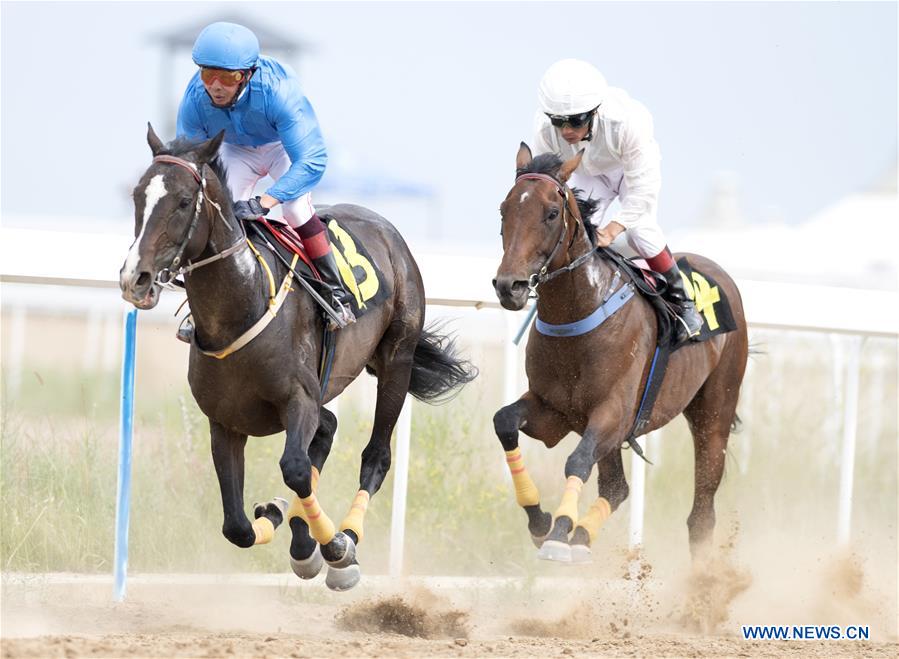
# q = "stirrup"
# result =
<box><xmin>674</xmin><ymin>312</ymin><xmax>702</xmax><ymax>343</ymax></box>
<box><xmin>326</xmin><ymin>302</ymin><xmax>356</xmax><ymax>331</ymax></box>
<box><xmin>176</xmin><ymin>316</ymin><xmax>194</xmax><ymax>344</ymax></box>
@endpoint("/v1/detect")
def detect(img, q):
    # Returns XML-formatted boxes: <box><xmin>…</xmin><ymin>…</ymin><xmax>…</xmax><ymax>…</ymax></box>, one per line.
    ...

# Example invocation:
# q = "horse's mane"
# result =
<box><xmin>160</xmin><ymin>138</ymin><xmax>233</xmax><ymax>206</ymax></box>
<box><xmin>516</xmin><ymin>153</ymin><xmax>600</xmax><ymax>245</ymax></box>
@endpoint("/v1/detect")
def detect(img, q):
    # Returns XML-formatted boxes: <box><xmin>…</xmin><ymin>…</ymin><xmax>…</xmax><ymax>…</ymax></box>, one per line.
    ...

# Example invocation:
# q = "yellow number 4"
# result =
<box><xmin>680</xmin><ymin>270</ymin><xmax>720</xmax><ymax>331</ymax></box>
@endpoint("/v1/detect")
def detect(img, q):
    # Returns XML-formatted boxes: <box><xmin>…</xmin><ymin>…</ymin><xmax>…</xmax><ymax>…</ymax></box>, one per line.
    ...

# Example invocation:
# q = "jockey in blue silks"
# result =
<box><xmin>176</xmin><ymin>21</ymin><xmax>354</xmax><ymax>334</ymax></box>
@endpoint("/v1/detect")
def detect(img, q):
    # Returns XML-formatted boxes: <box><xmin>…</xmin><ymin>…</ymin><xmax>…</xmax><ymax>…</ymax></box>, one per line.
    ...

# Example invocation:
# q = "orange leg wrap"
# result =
<box><xmin>553</xmin><ymin>475</ymin><xmax>584</xmax><ymax>524</ymax></box>
<box><xmin>505</xmin><ymin>447</ymin><xmax>540</xmax><ymax>507</ymax></box>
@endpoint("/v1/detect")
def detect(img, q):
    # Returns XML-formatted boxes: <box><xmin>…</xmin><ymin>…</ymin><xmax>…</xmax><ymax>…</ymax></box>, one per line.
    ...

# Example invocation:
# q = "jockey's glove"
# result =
<box><xmin>233</xmin><ymin>197</ymin><xmax>270</xmax><ymax>221</ymax></box>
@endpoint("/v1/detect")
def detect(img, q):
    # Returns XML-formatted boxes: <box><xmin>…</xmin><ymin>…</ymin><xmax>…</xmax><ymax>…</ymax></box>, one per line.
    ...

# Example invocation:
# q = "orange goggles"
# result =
<box><xmin>199</xmin><ymin>67</ymin><xmax>247</xmax><ymax>86</ymax></box>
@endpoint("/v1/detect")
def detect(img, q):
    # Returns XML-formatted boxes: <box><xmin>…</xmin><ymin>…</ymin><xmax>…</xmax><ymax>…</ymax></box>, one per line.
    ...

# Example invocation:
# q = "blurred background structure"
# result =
<box><xmin>1</xmin><ymin>2</ymin><xmax>896</xmax><ymax>626</ymax></box>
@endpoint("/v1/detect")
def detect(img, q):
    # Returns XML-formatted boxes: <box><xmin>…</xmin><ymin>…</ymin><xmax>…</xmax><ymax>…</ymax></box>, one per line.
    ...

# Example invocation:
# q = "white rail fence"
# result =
<box><xmin>2</xmin><ymin>227</ymin><xmax>896</xmax><ymax>593</ymax></box>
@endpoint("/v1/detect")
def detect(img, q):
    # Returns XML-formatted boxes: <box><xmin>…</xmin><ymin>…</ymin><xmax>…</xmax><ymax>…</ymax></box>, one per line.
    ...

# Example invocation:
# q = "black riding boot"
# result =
<box><xmin>312</xmin><ymin>252</ymin><xmax>356</xmax><ymax>330</ymax></box>
<box><xmin>661</xmin><ymin>263</ymin><xmax>704</xmax><ymax>343</ymax></box>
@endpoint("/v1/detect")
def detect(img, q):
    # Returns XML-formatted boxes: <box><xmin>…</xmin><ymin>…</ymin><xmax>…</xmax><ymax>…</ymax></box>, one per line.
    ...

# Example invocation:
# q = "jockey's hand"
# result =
<box><xmin>233</xmin><ymin>197</ymin><xmax>270</xmax><ymax>221</ymax></box>
<box><xmin>594</xmin><ymin>220</ymin><xmax>625</xmax><ymax>248</ymax></box>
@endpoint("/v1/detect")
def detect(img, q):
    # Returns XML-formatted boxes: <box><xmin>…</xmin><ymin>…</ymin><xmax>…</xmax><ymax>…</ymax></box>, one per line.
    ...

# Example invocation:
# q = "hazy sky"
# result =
<box><xmin>1</xmin><ymin>1</ymin><xmax>896</xmax><ymax>250</ymax></box>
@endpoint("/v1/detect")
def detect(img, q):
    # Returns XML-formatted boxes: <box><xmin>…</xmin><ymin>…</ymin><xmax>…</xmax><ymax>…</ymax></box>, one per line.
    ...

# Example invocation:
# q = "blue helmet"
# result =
<box><xmin>192</xmin><ymin>22</ymin><xmax>259</xmax><ymax>70</ymax></box>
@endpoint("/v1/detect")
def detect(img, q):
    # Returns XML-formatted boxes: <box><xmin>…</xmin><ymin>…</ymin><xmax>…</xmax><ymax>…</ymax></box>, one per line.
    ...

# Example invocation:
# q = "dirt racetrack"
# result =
<box><xmin>2</xmin><ymin>555</ymin><xmax>896</xmax><ymax>659</ymax></box>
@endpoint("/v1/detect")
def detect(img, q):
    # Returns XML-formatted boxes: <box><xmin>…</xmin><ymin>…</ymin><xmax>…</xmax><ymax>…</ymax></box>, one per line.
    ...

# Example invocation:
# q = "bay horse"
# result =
<box><xmin>120</xmin><ymin>126</ymin><xmax>476</xmax><ymax>590</ymax></box>
<box><xmin>492</xmin><ymin>144</ymin><xmax>748</xmax><ymax>563</ymax></box>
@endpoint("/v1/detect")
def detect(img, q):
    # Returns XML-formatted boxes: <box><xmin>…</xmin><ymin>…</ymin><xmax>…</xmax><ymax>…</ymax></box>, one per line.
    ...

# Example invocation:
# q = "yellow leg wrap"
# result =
<box><xmin>300</xmin><ymin>492</ymin><xmax>336</xmax><ymax>545</ymax></box>
<box><xmin>287</xmin><ymin>466</ymin><xmax>321</xmax><ymax>521</ymax></box>
<box><xmin>554</xmin><ymin>475</ymin><xmax>584</xmax><ymax>524</ymax></box>
<box><xmin>340</xmin><ymin>490</ymin><xmax>370</xmax><ymax>543</ymax></box>
<box><xmin>575</xmin><ymin>497</ymin><xmax>612</xmax><ymax>543</ymax></box>
<box><xmin>252</xmin><ymin>517</ymin><xmax>275</xmax><ymax>545</ymax></box>
<box><xmin>505</xmin><ymin>448</ymin><xmax>540</xmax><ymax>507</ymax></box>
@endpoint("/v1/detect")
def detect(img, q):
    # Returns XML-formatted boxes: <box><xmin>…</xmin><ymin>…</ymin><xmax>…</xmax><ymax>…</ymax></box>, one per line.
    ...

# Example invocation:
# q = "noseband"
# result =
<box><xmin>149</xmin><ymin>155</ymin><xmax>241</xmax><ymax>282</ymax></box>
<box><xmin>514</xmin><ymin>173</ymin><xmax>593</xmax><ymax>297</ymax></box>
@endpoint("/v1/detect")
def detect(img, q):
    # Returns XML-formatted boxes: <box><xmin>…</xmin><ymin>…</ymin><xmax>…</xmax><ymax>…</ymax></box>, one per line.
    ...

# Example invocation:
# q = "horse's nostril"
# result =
<box><xmin>511</xmin><ymin>281</ymin><xmax>528</xmax><ymax>296</ymax></box>
<box><xmin>491</xmin><ymin>278</ymin><xmax>498</xmax><ymax>289</ymax></box>
<box><xmin>136</xmin><ymin>272</ymin><xmax>151</xmax><ymax>287</ymax></box>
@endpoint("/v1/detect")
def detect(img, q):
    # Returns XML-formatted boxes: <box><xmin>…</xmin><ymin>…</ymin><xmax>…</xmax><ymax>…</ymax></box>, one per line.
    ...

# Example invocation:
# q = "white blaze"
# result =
<box><xmin>122</xmin><ymin>174</ymin><xmax>167</xmax><ymax>280</ymax></box>
<box><xmin>519</xmin><ymin>191</ymin><xmax>531</xmax><ymax>204</ymax></box>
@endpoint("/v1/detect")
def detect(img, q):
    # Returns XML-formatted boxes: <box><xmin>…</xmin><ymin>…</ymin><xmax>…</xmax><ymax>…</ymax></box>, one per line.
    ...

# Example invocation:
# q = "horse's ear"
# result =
<box><xmin>196</xmin><ymin>130</ymin><xmax>226</xmax><ymax>163</ymax></box>
<box><xmin>558</xmin><ymin>149</ymin><xmax>584</xmax><ymax>184</ymax></box>
<box><xmin>516</xmin><ymin>142</ymin><xmax>533</xmax><ymax>171</ymax></box>
<box><xmin>147</xmin><ymin>122</ymin><xmax>165</xmax><ymax>155</ymax></box>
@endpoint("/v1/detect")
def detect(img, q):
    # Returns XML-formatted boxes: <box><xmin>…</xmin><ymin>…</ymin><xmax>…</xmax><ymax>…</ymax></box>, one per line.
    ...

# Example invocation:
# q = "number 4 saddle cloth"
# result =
<box><xmin>248</xmin><ymin>215</ymin><xmax>391</xmax><ymax>319</ymax></box>
<box><xmin>608</xmin><ymin>249</ymin><xmax>738</xmax><ymax>349</ymax></box>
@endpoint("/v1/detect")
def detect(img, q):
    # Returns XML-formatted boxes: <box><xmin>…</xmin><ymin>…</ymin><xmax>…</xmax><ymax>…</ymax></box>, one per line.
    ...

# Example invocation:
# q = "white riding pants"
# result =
<box><xmin>569</xmin><ymin>170</ymin><xmax>667</xmax><ymax>259</ymax></box>
<box><xmin>219</xmin><ymin>142</ymin><xmax>315</xmax><ymax>228</ymax></box>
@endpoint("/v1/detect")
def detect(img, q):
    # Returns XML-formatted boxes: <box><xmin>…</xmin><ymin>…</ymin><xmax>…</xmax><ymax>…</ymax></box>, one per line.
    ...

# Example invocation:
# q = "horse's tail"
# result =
<box><xmin>731</xmin><ymin>341</ymin><xmax>764</xmax><ymax>434</ymax></box>
<box><xmin>407</xmin><ymin>322</ymin><xmax>478</xmax><ymax>404</ymax></box>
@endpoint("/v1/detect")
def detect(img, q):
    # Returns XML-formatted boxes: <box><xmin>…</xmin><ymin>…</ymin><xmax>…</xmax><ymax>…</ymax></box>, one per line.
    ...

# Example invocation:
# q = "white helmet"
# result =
<box><xmin>538</xmin><ymin>59</ymin><xmax>608</xmax><ymax>116</ymax></box>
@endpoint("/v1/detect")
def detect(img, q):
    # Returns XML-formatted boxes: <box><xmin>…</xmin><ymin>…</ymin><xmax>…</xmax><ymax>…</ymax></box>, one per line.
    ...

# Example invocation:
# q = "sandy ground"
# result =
<box><xmin>2</xmin><ymin>557</ymin><xmax>896</xmax><ymax>659</ymax></box>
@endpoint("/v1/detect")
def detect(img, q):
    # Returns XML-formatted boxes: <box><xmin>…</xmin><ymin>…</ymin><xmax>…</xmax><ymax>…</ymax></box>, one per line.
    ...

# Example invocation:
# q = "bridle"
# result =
<box><xmin>513</xmin><ymin>173</ymin><xmax>597</xmax><ymax>298</ymax></box>
<box><xmin>149</xmin><ymin>155</ymin><xmax>244</xmax><ymax>285</ymax></box>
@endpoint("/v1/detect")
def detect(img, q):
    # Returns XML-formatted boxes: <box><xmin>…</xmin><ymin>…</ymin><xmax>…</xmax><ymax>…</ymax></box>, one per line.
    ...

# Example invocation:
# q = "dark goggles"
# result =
<box><xmin>545</xmin><ymin>107</ymin><xmax>598</xmax><ymax>129</ymax></box>
<box><xmin>199</xmin><ymin>67</ymin><xmax>248</xmax><ymax>86</ymax></box>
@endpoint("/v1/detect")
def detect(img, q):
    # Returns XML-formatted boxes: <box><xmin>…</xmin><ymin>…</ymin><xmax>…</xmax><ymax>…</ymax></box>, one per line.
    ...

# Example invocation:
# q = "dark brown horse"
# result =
<box><xmin>492</xmin><ymin>144</ymin><xmax>748</xmax><ymax>563</ymax></box>
<box><xmin>120</xmin><ymin>126</ymin><xmax>475</xmax><ymax>590</ymax></box>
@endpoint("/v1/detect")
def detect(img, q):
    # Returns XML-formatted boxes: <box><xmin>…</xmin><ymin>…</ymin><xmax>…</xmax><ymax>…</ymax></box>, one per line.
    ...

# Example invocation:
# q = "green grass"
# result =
<box><xmin>1</xmin><ymin>332</ymin><xmax>896</xmax><ymax>582</ymax></box>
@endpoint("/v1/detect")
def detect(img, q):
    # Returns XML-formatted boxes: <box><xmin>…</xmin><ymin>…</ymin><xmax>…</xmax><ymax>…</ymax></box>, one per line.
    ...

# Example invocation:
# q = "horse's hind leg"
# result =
<box><xmin>569</xmin><ymin>448</ymin><xmax>628</xmax><ymax>563</ymax></box>
<box><xmin>210</xmin><ymin>421</ymin><xmax>284</xmax><ymax>547</ymax></box>
<box><xmin>325</xmin><ymin>326</ymin><xmax>418</xmax><ymax>591</ymax></box>
<box><xmin>493</xmin><ymin>391</ymin><xmax>568</xmax><ymax>547</ymax></box>
<box><xmin>683</xmin><ymin>349</ymin><xmax>745</xmax><ymax>559</ymax></box>
<box><xmin>286</xmin><ymin>406</ymin><xmax>338</xmax><ymax>580</ymax></box>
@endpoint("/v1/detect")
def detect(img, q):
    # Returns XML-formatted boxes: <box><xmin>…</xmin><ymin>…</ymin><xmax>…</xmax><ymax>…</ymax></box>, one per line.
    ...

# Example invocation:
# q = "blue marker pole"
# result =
<box><xmin>113</xmin><ymin>308</ymin><xmax>138</xmax><ymax>602</ymax></box>
<box><xmin>513</xmin><ymin>304</ymin><xmax>538</xmax><ymax>346</ymax></box>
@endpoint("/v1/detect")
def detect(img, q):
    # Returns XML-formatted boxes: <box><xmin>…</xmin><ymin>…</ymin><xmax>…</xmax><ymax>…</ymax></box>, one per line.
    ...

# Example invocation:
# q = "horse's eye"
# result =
<box><xmin>179</xmin><ymin>197</ymin><xmax>192</xmax><ymax>210</ymax></box>
<box><xmin>547</xmin><ymin>208</ymin><xmax>560</xmax><ymax>221</ymax></box>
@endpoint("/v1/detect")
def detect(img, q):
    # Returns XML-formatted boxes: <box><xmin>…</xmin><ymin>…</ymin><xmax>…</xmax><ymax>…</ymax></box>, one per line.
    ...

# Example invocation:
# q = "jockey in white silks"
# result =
<box><xmin>533</xmin><ymin>59</ymin><xmax>703</xmax><ymax>342</ymax></box>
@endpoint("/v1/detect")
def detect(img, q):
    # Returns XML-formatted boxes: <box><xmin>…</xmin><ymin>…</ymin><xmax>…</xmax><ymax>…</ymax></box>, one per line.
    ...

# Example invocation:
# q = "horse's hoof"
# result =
<box><xmin>530</xmin><ymin>533</ymin><xmax>549</xmax><ymax>549</ymax></box>
<box><xmin>271</xmin><ymin>497</ymin><xmax>289</xmax><ymax>516</ymax></box>
<box><xmin>290</xmin><ymin>544</ymin><xmax>323</xmax><ymax>580</ymax></box>
<box><xmin>325</xmin><ymin>561</ymin><xmax>361</xmax><ymax>592</ymax></box>
<box><xmin>570</xmin><ymin>543</ymin><xmax>592</xmax><ymax>564</ymax></box>
<box><xmin>323</xmin><ymin>532</ymin><xmax>356</xmax><ymax>568</ymax></box>
<box><xmin>536</xmin><ymin>539</ymin><xmax>572</xmax><ymax>563</ymax></box>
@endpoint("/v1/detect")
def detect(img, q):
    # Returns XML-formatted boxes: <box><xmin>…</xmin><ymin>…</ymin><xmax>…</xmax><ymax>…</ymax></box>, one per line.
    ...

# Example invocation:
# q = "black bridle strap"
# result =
<box><xmin>151</xmin><ymin>155</ymin><xmax>206</xmax><ymax>269</ymax></box>
<box><xmin>514</xmin><ymin>173</ymin><xmax>594</xmax><ymax>288</ymax></box>
<box><xmin>150</xmin><ymin>155</ymin><xmax>234</xmax><ymax>273</ymax></box>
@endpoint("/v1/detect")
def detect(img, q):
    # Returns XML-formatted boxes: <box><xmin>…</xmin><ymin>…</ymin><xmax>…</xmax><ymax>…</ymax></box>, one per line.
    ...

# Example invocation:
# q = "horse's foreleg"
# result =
<box><xmin>493</xmin><ymin>392</ymin><xmax>567</xmax><ymax>547</ymax></box>
<box><xmin>280</xmin><ymin>394</ymin><xmax>354</xmax><ymax>574</ymax></box>
<box><xmin>210</xmin><ymin>421</ymin><xmax>262</xmax><ymax>548</ymax></box>
<box><xmin>286</xmin><ymin>406</ymin><xmax>337</xmax><ymax>580</ymax></box>
<box><xmin>539</xmin><ymin>410</ymin><xmax>621</xmax><ymax>563</ymax></box>
<box><xmin>569</xmin><ymin>448</ymin><xmax>628</xmax><ymax>563</ymax></box>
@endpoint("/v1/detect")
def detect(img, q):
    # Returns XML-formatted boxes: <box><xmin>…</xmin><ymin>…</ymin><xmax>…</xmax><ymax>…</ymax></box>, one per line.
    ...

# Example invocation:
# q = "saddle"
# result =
<box><xmin>246</xmin><ymin>215</ymin><xmax>389</xmax><ymax>320</ymax></box>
